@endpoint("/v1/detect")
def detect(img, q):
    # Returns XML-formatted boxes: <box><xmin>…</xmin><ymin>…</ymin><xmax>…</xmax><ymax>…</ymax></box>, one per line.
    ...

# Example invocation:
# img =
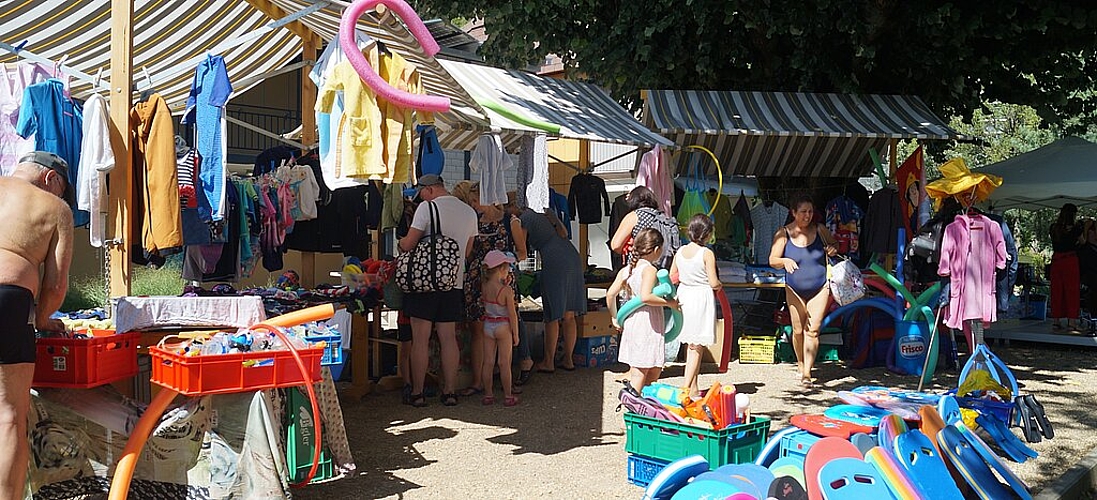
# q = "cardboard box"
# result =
<box><xmin>701</xmin><ymin>319</ymin><xmax>725</xmax><ymax>364</ymax></box>
<box><xmin>579</xmin><ymin>309</ymin><xmax>617</xmax><ymax>338</ymax></box>
<box><xmin>572</xmin><ymin>335</ymin><xmax>620</xmax><ymax>368</ymax></box>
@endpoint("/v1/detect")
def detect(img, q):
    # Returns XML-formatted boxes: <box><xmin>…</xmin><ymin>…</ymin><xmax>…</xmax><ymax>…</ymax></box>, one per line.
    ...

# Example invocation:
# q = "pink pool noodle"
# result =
<box><xmin>339</xmin><ymin>0</ymin><xmax>451</xmax><ymax>113</ymax></box>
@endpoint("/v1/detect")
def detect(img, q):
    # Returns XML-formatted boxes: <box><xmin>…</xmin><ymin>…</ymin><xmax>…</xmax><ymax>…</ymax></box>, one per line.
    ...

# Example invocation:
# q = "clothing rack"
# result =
<box><xmin>0</xmin><ymin>42</ymin><xmax>110</xmax><ymax>93</ymax></box>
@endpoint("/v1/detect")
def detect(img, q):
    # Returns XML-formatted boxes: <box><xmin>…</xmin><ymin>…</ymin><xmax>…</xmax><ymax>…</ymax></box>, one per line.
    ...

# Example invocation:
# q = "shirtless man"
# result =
<box><xmin>0</xmin><ymin>151</ymin><xmax>73</xmax><ymax>499</ymax></box>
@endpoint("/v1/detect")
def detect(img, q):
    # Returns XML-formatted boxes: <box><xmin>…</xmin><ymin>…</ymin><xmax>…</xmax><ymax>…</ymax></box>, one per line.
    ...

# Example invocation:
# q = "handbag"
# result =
<box><xmin>827</xmin><ymin>255</ymin><xmax>865</xmax><ymax>306</ymax></box>
<box><xmin>394</xmin><ymin>201</ymin><xmax>461</xmax><ymax>293</ymax></box>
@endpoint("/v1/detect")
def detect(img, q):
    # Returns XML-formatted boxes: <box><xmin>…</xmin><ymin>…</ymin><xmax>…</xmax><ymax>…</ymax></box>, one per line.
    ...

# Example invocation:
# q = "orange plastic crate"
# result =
<box><xmin>33</xmin><ymin>331</ymin><xmax>140</xmax><ymax>388</ymax></box>
<box><xmin>149</xmin><ymin>346</ymin><xmax>324</xmax><ymax>396</ymax></box>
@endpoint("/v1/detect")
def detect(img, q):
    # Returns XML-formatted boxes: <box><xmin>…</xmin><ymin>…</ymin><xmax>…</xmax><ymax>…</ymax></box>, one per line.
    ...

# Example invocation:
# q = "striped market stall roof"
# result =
<box><xmin>440</xmin><ymin>59</ymin><xmax>673</xmax><ymax>151</ymax></box>
<box><xmin>0</xmin><ymin>0</ymin><xmax>301</xmax><ymax>113</ymax></box>
<box><xmin>643</xmin><ymin>90</ymin><xmax>964</xmax><ymax>178</ymax></box>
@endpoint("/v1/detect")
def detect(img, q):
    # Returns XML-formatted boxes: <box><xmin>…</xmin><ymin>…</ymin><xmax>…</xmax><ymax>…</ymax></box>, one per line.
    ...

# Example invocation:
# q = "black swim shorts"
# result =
<box><xmin>0</xmin><ymin>285</ymin><xmax>37</xmax><ymax>364</ymax></box>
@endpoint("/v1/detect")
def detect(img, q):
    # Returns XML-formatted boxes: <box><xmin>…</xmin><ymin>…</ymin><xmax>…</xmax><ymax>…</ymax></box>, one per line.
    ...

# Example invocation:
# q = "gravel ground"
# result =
<box><xmin>294</xmin><ymin>340</ymin><xmax>1097</xmax><ymax>499</ymax></box>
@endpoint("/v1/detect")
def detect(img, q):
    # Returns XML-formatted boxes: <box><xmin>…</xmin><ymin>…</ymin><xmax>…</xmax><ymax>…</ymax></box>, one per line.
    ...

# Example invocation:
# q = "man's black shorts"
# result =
<box><xmin>0</xmin><ymin>285</ymin><xmax>37</xmax><ymax>364</ymax></box>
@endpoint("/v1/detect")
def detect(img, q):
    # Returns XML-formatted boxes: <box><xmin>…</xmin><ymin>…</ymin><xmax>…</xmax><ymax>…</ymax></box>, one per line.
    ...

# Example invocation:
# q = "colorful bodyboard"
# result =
<box><xmin>669</xmin><ymin>479</ymin><xmax>740</xmax><ymax>500</ymax></box>
<box><xmin>956</xmin><ymin>424</ymin><xmax>1033</xmax><ymax>500</ymax></box>
<box><xmin>714</xmin><ymin>464</ymin><xmax>774</xmax><ymax>498</ymax></box>
<box><xmin>824</xmin><ymin>404</ymin><xmax>891</xmax><ymax>427</ymax></box>
<box><xmin>850</xmin><ymin>433</ymin><xmax>875</xmax><ymax>457</ymax></box>
<box><xmin>769</xmin><ymin>456</ymin><xmax>806</xmax><ymax>491</ymax></box>
<box><xmin>938</xmin><ymin>395</ymin><xmax>962</xmax><ymax>425</ymax></box>
<box><xmin>693</xmin><ymin>471</ymin><xmax>760</xmax><ymax>497</ymax></box>
<box><xmin>805</xmin><ymin>437</ymin><xmax>862</xmax><ymax>500</ymax></box>
<box><xmin>893</xmin><ymin>430</ymin><xmax>965</xmax><ymax>500</ymax></box>
<box><xmin>817</xmin><ymin>457</ymin><xmax>892</xmax><ymax>499</ymax></box>
<box><xmin>918</xmin><ymin>406</ymin><xmax>973</xmax><ymax>497</ymax></box>
<box><xmin>792</xmin><ymin>414</ymin><xmax>874</xmax><ymax>439</ymax></box>
<box><xmin>643</xmin><ymin>454</ymin><xmax>709</xmax><ymax>500</ymax></box>
<box><xmin>937</xmin><ymin>426</ymin><xmax>1014</xmax><ymax>500</ymax></box>
<box><xmin>877</xmin><ymin>414</ymin><xmax>909</xmax><ymax>451</ymax></box>
<box><xmin>864</xmin><ymin>446</ymin><xmax>923</xmax><ymax>500</ymax></box>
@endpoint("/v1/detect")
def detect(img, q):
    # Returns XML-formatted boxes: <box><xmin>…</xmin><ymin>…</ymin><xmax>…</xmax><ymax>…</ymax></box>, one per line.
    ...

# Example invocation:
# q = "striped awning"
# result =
<box><xmin>440</xmin><ymin>59</ymin><xmax>674</xmax><ymax>151</ymax></box>
<box><xmin>3</xmin><ymin>1</ymin><xmax>677</xmax><ymax>152</ymax></box>
<box><xmin>643</xmin><ymin>90</ymin><xmax>964</xmax><ymax>178</ymax></box>
<box><xmin>0</xmin><ymin>1</ymin><xmax>301</xmax><ymax>113</ymax></box>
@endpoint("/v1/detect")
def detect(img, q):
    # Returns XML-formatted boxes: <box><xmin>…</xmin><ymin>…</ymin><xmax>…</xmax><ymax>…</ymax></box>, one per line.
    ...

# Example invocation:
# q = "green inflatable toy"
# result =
<box><xmin>615</xmin><ymin>269</ymin><xmax>684</xmax><ymax>342</ymax></box>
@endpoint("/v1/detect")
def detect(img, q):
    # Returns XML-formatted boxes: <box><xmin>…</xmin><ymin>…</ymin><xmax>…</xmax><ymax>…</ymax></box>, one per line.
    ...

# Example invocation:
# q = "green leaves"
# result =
<box><xmin>418</xmin><ymin>0</ymin><xmax>1097</xmax><ymax>127</ymax></box>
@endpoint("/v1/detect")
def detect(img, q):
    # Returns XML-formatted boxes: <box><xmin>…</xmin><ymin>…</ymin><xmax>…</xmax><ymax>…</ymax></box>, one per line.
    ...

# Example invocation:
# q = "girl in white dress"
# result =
<box><xmin>671</xmin><ymin>214</ymin><xmax>722</xmax><ymax>398</ymax></box>
<box><xmin>608</xmin><ymin>229</ymin><xmax>681</xmax><ymax>391</ymax></box>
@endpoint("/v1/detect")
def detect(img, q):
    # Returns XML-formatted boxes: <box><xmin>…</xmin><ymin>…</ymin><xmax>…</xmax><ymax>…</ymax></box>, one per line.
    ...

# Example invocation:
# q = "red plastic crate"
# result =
<box><xmin>33</xmin><ymin>332</ymin><xmax>140</xmax><ymax>388</ymax></box>
<box><xmin>149</xmin><ymin>346</ymin><xmax>324</xmax><ymax>396</ymax></box>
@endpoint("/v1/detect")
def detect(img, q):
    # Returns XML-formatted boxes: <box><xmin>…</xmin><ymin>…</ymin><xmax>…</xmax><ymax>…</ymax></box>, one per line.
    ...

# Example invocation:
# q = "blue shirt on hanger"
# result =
<box><xmin>182</xmin><ymin>54</ymin><xmax>232</xmax><ymax>223</ymax></box>
<box><xmin>16</xmin><ymin>78</ymin><xmax>88</xmax><ymax>226</ymax></box>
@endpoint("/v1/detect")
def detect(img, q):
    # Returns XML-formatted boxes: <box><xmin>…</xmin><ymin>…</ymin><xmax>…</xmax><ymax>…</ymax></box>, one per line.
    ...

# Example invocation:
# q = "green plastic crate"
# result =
<box><xmin>775</xmin><ymin>341</ymin><xmax>841</xmax><ymax>363</ymax></box>
<box><xmin>286</xmin><ymin>387</ymin><xmax>335</xmax><ymax>483</ymax></box>
<box><xmin>624</xmin><ymin>413</ymin><xmax>771</xmax><ymax>469</ymax></box>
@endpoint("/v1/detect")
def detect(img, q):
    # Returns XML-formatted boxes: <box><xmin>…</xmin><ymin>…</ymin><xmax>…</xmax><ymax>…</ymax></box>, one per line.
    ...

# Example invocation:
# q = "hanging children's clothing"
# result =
<box><xmin>77</xmin><ymin>94</ymin><xmax>115</xmax><ymax>247</ymax></box>
<box><xmin>937</xmin><ymin>213</ymin><xmax>1007</xmax><ymax>329</ymax></box>
<box><xmin>1</xmin><ymin>62</ymin><xmax>61</xmax><ymax>175</ymax></box>
<box><xmin>749</xmin><ymin>200</ymin><xmax>788</xmax><ymax>265</ymax></box>
<box><xmin>470</xmin><ymin>133</ymin><xmax>512</xmax><ymax>206</ymax></box>
<box><xmin>311</xmin><ymin>30</ymin><xmax>374</xmax><ymax>189</ymax></box>
<box><xmin>182</xmin><ymin>54</ymin><xmax>232</xmax><ymax>223</ymax></box>
<box><xmin>706</xmin><ymin>190</ymin><xmax>734</xmax><ymax>240</ymax></box>
<box><xmin>568</xmin><ymin>172</ymin><xmax>611</xmax><ymax>224</ymax></box>
<box><xmin>317</xmin><ymin>46</ymin><xmax>384</xmax><ymax>180</ymax></box>
<box><xmin>16</xmin><ymin>77</ymin><xmax>86</xmax><ymax>225</ymax></box>
<box><xmin>377</xmin><ymin>49</ymin><xmax>424</xmax><ymax>185</ymax></box>
<box><xmin>637</xmin><ymin>145</ymin><xmax>673</xmax><ymax>217</ymax></box>
<box><xmin>132</xmin><ymin>93</ymin><xmax>183</xmax><ymax>256</ymax></box>
<box><xmin>416</xmin><ymin>124</ymin><xmax>443</xmax><ymax>176</ymax></box>
<box><xmin>824</xmin><ymin>195</ymin><xmax>864</xmax><ymax>260</ymax></box>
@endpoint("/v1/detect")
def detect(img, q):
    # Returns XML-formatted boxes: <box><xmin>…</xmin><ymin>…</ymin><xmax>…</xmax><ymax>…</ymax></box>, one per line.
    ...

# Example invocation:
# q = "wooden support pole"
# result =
<box><xmin>299</xmin><ymin>37</ymin><xmax>318</xmax><ymax>288</ymax></box>
<box><xmin>108</xmin><ymin>0</ymin><xmax>134</xmax><ymax>298</ymax></box>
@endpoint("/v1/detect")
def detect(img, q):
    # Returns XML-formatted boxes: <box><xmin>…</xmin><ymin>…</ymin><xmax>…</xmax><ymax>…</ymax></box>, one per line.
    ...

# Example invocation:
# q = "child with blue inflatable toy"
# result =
<box><xmin>608</xmin><ymin>228</ymin><xmax>681</xmax><ymax>391</ymax></box>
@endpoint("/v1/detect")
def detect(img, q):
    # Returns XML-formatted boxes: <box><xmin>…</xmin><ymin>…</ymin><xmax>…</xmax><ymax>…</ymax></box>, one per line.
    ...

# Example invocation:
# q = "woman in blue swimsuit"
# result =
<box><xmin>769</xmin><ymin>194</ymin><xmax>838</xmax><ymax>387</ymax></box>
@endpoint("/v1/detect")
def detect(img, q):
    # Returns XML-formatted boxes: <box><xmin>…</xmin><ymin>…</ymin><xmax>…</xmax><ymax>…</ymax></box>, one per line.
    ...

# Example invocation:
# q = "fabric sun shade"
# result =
<box><xmin>642</xmin><ymin>90</ymin><xmax>964</xmax><ymax>178</ymax></box>
<box><xmin>977</xmin><ymin>136</ymin><xmax>1097</xmax><ymax>210</ymax></box>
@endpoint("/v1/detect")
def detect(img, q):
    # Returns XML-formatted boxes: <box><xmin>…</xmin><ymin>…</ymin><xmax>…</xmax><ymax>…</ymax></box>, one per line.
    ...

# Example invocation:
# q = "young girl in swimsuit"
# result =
<box><xmin>480</xmin><ymin>250</ymin><xmax>520</xmax><ymax>406</ymax></box>
<box><xmin>769</xmin><ymin>194</ymin><xmax>838</xmax><ymax>387</ymax></box>
<box><xmin>608</xmin><ymin>228</ymin><xmax>681</xmax><ymax>392</ymax></box>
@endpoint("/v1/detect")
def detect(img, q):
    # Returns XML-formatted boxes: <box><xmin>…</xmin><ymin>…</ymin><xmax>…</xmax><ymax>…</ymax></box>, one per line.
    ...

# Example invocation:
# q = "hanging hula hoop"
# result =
<box><xmin>681</xmin><ymin>144</ymin><xmax>723</xmax><ymax>218</ymax></box>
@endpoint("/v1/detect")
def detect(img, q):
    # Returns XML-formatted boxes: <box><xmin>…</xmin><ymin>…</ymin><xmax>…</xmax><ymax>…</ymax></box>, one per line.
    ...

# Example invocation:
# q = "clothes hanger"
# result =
<box><xmin>376</xmin><ymin>40</ymin><xmax>392</xmax><ymax>57</ymax></box>
<box><xmin>138</xmin><ymin>66</ymin><xmax>156</xmax><ymax>102</ymax></box>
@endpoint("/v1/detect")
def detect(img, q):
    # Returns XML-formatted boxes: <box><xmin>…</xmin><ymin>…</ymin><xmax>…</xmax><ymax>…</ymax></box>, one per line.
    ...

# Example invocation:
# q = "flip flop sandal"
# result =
<box><xmin>458</xmin><ymin>386</ymin><xmax>484</xmax><ymax>397</ymax></box>
<box><xmin>1025</xmin><ymin>394</ymin><xmax>1054</xmax><ymax>439</ymax></box>
<box><xmin>504</xmin><ymin>396</ymin><xmax>519</xmax><ymax>407</ymax></box>
<box><xmin>514</xmin><ymin>370</ymin><xmax>533</xmax><ymax>386</ymax></box>
<box><xmin>441</xmin><ymin>393</ymin><xmax>458</xmax><ymax>406</ymax></box>
<box><xmin>1013</xmin><ymin>396</ymin><xmax>1042</xmax><ymax>444</ymax></box>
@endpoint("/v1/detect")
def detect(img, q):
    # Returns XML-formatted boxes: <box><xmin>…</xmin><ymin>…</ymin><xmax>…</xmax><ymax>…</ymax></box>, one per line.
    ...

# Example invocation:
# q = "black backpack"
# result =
<box><xmin>904</xmin><ymin>220</ymin><xmax>946</xmax><ymax>284</ymax></box>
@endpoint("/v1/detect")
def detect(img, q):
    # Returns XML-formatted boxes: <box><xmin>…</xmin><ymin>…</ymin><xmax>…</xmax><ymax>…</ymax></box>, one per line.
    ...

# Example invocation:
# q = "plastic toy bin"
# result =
<box><xmin>33</xmin><ymin>332</ymin><xmax>140</xmax><ymax>388</ymax></box>
<box><xmin>624</xmin><ymin>413</ymin><xmax>771</xmax><ymax>469</ymax></box>
<box><xmin>149</xmin><ymin>346</ymin><xmax>324</xmax><ymax>396</ymax></box>
<box><xmin>304</xmin><ymin>334</ymin><xmax>343</xmax><ymax>366</ymax></box>
<box><xmin>626</xmin><ymin>454</ymin><xmax>669</xmax><ymax>487</ymax></box>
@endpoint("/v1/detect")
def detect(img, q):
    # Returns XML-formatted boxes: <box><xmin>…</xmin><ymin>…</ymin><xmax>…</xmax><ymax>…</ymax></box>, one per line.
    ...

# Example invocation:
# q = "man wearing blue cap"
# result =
<box><xmin>0</xmin><ymin>151</ymin><xmax>74</xmax><ymax>497</ymax></box>
<box><xmin>398</xmin><ymin>175</ymin><xmax>478</xmax><ymax>407</ymax></box>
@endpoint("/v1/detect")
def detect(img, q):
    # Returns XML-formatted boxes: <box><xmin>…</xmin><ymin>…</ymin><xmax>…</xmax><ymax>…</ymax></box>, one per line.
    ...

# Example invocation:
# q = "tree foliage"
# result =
<box><xmin>417</xmin><ymin>0</ymin><xmax>1097</xmax><ymax>129</ymax></box>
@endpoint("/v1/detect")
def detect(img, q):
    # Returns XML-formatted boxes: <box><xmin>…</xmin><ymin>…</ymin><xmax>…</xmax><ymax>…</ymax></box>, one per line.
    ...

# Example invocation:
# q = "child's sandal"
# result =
<box><xmin>504</xmin><ymin>395</ymin><xmax>519</xmax><ymax>407</ymax></box>
<box><xmin>481</xmin><ymin>396</ymin><xmax>496</xmax><ymax>405</ymax></box>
